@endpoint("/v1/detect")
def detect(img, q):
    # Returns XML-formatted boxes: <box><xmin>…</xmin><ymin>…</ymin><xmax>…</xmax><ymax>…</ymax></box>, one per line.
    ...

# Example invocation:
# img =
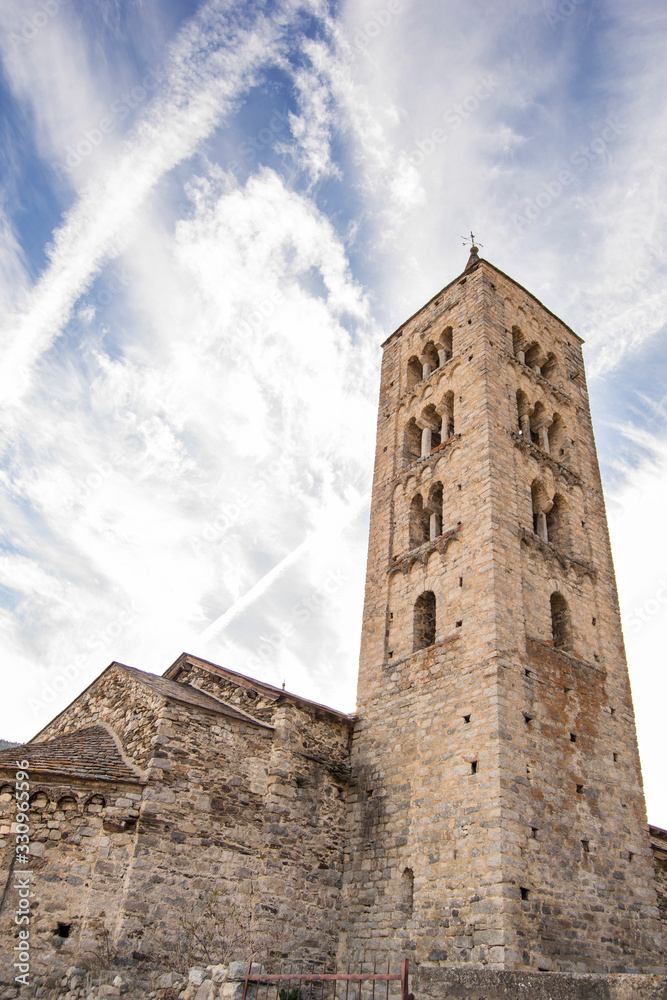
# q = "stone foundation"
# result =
<box><xmin>414</xmin><ymin>966</ymin><xmax>667</xmax><ymax>1000</ymax></box>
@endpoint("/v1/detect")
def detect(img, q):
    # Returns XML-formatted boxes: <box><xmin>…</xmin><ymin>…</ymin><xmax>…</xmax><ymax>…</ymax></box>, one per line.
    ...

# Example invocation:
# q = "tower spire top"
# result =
<box><xmin>461</xmin><ymin>231</ymin><xmax>482</xmax><ymax>268</ymax></box>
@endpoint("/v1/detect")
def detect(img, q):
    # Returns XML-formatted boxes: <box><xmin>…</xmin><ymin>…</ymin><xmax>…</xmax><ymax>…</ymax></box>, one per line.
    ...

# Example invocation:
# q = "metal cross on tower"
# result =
<box><xmin>461</xmin><ymin>230</ymin><xmax>483</xmax><ymax>249</ymax></box>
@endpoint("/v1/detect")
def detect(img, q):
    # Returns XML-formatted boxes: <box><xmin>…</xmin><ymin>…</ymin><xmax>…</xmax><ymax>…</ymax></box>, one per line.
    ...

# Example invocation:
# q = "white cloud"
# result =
<box><xmin>0</xmin><ymin>158</ymin><xmax>378</xmax><ymax>736</ymax></box>
<box><xmin>0</xmin><ymin>0</ymin><xmax>299</xmax><ymax>402</ymax></box>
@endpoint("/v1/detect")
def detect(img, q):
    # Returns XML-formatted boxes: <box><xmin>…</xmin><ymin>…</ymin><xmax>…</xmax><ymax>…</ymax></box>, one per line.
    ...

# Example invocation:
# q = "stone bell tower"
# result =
<box><xmin>341</xmin><ymin>247</ymin><xmax>664</xmax><ymax>973</ymax></box>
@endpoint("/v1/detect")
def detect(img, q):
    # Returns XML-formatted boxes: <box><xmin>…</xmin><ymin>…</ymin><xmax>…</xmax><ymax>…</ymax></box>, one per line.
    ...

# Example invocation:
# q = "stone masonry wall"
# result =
<box><xmin>0</xmin><ymin>664</ymin><xmax>353</xmax><ymax>993</ymax></box>
<box><xmin>651</xmin><ymin>827</ymin><xmax>667</xmax><ymax>931</ymax></box>
<box><xmin>342</xmin><ymin>262</ymin><xmax>517</xmax><ymax>970</ymax></box>
<box><xmin>122</xmin><ymin>692</ymin><xmax>351</xmax><ymax>967</ymax></box>
<box><xmin>484</xmin><ymin>263</ymin><xmax>661</xmax><ymax>972</ymax></box>
<box><xmin>0</xmin><ymin>773</ymin><xmax>143</xmax><ymax>985</ymax></box>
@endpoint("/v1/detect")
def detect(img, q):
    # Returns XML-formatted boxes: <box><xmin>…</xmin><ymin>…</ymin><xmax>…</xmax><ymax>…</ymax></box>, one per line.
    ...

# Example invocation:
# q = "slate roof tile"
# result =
<box><xmin>0</xmin><ymin>725</ymin><xmax>142</xmax><ymax>783</ymax></box>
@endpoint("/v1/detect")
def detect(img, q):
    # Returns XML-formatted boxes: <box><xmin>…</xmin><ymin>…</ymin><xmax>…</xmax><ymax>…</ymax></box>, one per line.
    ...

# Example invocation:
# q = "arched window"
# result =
<box><xmin>524</xmin><ymin>341</ymin><xmax>543</xmax><ymax>371</ymax></box>
<box><xmin>427</xmin><ymin>482</ymin><xmax>443</xmax><ymax>539</ymax></box>
<box><xmin>550</xmin><ymin>592</ymin><xmax>572</xmax><ymax>650</ymax></box>
<box><xmin>512</xmin><ymin>326</ymin><xmax>526</xmax><ymax>360</ymax></box>
<box><xmin>546</xmin><ymin>493</ymin><xmax>568</xmax><ymax>551</ymax></box>
<box><xmin>516</xmin><ymin>390</ymin><xmax>530</xmax><ymax>436</ymax></box>
<box><xmin>529</xmin><ymin>401</ymin><xmax>547</xmax><ymax>448</ymax></box>
<box><xmin>438</xmin><ymin>327</ymin><xmax>453</xmax><ymax>364</ymax></box>
<box><xmin>421</xmin><ymin>404</ymin><xmax>442</xmax><ymax>454</ymax></box>
<box><xmin>531</xmin><ymin>479</ymin><xmax>549</xmax><ymax>540</ymax></box>
<box><xmin>421</xmin><ymin>342</ymin><xmax>439</xmax><ymax>379</ymax></box>
<box><xmin>548</xmin><ymin>414</ymin><xmax>566</xmax><ymax>457</ymax></box>
<box><xmin>404</xmin><ymin>418</ymin><xmax>422</xmax><ymax>467</ymax></box>
<box><xmin>407</xmin><ymin>356</ymin><xmax>422</xmax><ymax>390</ymax></box>
<box><xmin>414</xmin><ymin>591</ymin><xmax>436</xmax><ymax>650</ymax></box>
<box><xmin>541</xmin><ymin>352</ymin><xmax>558</xmax><ymax>381</ymax></box>
<box><xmin>85</xmin><ymin>795</ymin><xmax>106</xmax><ymax>814</ymax></box>
<box><xmin>442</xmin><ymin>391</ymin><xmax>455</xmax><ymax>438</ymax></box>
<box><xmin>409</xmin><ymin>493</ymin><xmax>430</xmax><ymax>548</ymax></box>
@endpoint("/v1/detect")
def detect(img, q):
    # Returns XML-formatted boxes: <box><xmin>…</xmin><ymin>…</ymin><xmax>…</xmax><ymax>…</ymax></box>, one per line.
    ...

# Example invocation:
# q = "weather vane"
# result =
<box><xmin>462</xmin><ymin>231</ymin><xmax>483</xmax><ymax>249</ymax></box>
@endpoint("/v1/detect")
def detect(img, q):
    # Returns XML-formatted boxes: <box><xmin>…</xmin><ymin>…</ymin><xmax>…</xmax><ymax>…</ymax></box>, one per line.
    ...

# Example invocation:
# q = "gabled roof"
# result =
<box><xmin>165</xmin><ymin>652</ymin><xmax>354</xmax><ymax>723</ymax></box>
<box><xmin>29</xmin><ymin>660</ymin><xmax>275</xmax><ymax>745</ymax></box>
<box><xmin>119</xmin><ymin>664</ymin><xmax>273</xmax><ymax>727</ymax></box>
<box><xmin>381</xmin><ymin>255</ymin><xmax>583</xmax><ymax>348</ymax></box>
<box><xmin>0</xmin><ymin>724</ymin><xmax>143</xmax><ymax>784</ymax></box>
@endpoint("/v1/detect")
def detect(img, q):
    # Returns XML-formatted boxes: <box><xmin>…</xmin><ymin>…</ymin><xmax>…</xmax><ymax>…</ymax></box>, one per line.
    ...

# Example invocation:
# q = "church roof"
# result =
<box><xmin>381</xmin><ymin>255</ymin><xmax>583</xmax><ymax>348</ymax></box>
<box><xmin>25</xmin><ymin>660</ymin><xmax>275</xmax><ymax>751</ymax></box>
<box><xmin>0</xmin><ymin>724</ymin><xmax>143</xmax><ymax>783</ymax></box>
<box><xmin>165</xmin><ymin>652</ymin><xmax>354</xmax><ymax>722</ymax></box>
<box><xmin>119</xmin><ymin>663</ymin><xmax>274</xmax><ymax>727</ymax></box>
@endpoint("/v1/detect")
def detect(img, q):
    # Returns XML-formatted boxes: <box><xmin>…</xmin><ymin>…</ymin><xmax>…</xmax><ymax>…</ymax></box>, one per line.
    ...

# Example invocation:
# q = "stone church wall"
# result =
<box><xmin>0</xmin><ymin>774</ymin><xmax>142</xmax><ymax>981</ymax></box>
<box><xmin>0</xmin><ymin>666</ymin><xmax>353</xmax><ymax>993</ymax></box>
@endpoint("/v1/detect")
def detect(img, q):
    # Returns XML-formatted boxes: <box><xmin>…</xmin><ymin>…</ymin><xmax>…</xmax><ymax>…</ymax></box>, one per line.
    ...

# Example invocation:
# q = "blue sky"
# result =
<box><xmin>0</xmin><ymin>0</ymin><xmax>665</xmax><ymax>825</ymax></box>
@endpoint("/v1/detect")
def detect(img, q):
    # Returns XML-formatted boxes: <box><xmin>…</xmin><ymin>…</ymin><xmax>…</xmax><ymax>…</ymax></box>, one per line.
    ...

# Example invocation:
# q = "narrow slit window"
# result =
<box><xmin>550</xmin><ymin>592</ymin><xmax>573</xmax><ymax>651</ymax></box>
<box><xmin>413</xmin><ymin>591</ymin><xmax>436</xmax><ymax>651</ymax></box>
<box><xmin>401</xmin><ymin>867</ymin><xmax>415</xmax><ymax>916</ymax></box>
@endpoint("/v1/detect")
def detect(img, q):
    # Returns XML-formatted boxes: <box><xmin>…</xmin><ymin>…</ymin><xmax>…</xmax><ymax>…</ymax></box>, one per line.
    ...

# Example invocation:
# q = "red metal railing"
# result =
<box><xmin>241</xmin><ymin>959</ymin><xmax>411</xmax><ymax>1000</ymax></box>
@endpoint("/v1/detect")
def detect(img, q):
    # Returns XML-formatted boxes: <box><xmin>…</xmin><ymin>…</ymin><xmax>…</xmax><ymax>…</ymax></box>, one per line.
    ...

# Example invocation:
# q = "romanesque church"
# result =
<box><xmin>2</xmin><ymin>249</ymin><xmax>666</xmax><ymax>995</ymax></box>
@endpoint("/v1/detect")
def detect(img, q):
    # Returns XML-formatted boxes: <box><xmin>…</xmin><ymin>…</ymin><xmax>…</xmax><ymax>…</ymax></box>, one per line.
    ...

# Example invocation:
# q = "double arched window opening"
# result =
<box><xmin>403</xmin><ymin>394</ymin><xmax>455</xmax><ymax>468</ymax></box>
<box><xmin>409</xmin><ymin>483</ymin><xmax>443</xmax><ymax>549</ymax></box>
<box><xmin>531</xmin><ymin>479</ymin><xmax>569</xmax><ymax>551</ymax></box>
<box><xmin>517</xmin><ymin>392</ymin><xmax>567</xmax><ymax>461</ymax></box>
<box><xmin>406</xmin><ymin>329</ymin><xmax>454</xmax><ymax>390</ymax></box>
<box><xmin>512</xmin><ymin>327</ymin><xmax>558</xmax><ymax>383</ymax></box>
